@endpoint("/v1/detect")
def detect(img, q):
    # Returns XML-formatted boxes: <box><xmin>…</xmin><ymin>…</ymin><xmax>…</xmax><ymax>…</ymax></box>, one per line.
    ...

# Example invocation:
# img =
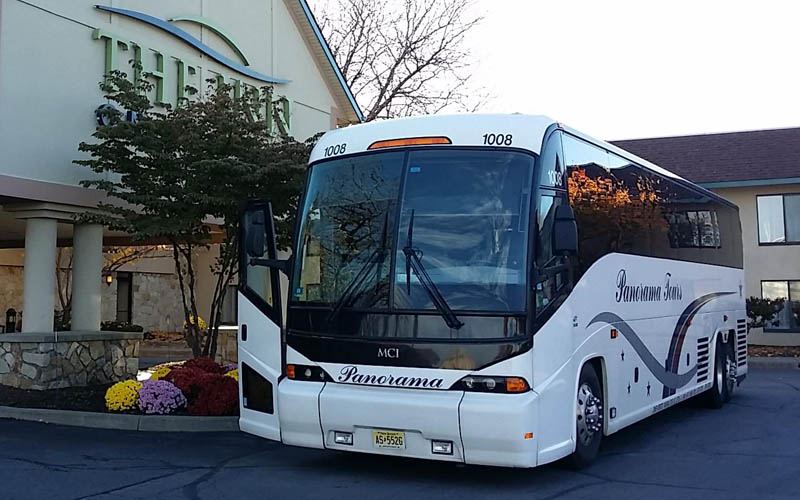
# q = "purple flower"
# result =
<box><xmin>224</xmin><ymin>364</ymin><xmax>237</xmax><ymax>373</ymax></box>
<box><xmin>138</xmin><ymin>380</ymin><xmax>188</xmax><ymax>415</ymax></box>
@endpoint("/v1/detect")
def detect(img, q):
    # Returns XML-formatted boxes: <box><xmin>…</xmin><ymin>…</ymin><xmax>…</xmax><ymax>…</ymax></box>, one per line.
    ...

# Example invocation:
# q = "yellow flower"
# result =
<box><xmin>105</xmin><ymin>380</ymin><xmax>143</xmax><ymax>412</ymax></box>
<box><xmin>184</xmin><ymin>315</ymin><xmax>208</xmax><ymax>330</ymax></box>
<box><xmin>225</xmin><ymin>369</ymin><xmax>239</xmax><ymax>382</ymax></box>
<box><xmin>149</xmin><ymin>365</ymin><xmax>172</xmax><ymax>381</ymax></box>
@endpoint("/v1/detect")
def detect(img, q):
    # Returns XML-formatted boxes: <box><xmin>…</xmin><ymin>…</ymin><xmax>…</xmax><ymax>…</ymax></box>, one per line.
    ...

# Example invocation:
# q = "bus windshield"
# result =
<box><xmin>290</xmin><ymin>148</ymin><xmax>535</xmax><ymax>319</ymax></box>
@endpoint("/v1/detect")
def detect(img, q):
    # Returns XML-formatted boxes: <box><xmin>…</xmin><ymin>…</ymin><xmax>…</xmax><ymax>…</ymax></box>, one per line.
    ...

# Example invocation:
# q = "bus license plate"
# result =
<box><xmin>373</xmin><ymin>430</ymin><xmax>405</xmax><ymax>449</ymax></box>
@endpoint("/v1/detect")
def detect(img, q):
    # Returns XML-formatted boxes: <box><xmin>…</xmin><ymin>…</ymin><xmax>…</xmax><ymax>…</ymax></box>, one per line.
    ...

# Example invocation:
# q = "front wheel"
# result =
<box><xmin>569</xmin><ymin>363</ymin><xmax>603</xmax><ymax>468</ymax></box>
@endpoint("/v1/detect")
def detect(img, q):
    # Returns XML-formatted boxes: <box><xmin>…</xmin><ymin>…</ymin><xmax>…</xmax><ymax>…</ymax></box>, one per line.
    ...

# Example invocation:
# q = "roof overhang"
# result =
<box><xmin>699</xmin><ymin>177</ymin><xmax>800</xmax><ymax>189</ymax></box>
<box><xmin>286</xmin><ymin>0</ymin><xmax>364</xmax><ymax>124</ymax></box>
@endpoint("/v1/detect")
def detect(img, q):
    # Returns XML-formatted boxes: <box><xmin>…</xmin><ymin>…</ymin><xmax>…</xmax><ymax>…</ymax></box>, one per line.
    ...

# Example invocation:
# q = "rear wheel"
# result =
<box><xmin>704</xmin><ymin>338</ymin><xmax>735</xmax><ymax>408</ymax></box>
<box><xmin>569</xmin><ymin>363</ymin><xmax>603</xmax><ymax>468</ymax></box>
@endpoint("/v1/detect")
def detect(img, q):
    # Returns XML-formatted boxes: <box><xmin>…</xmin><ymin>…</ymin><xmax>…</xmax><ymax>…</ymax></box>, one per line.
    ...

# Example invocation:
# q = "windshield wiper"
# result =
<box><xmin>327</xmin><ymin>211</ymin><xmax>390</xmax><ymax>323</ymax></box>
<box><xmin>402</xmin><ymin>210</ymin><xmax>464</xmax><ymax>330</ymax></box>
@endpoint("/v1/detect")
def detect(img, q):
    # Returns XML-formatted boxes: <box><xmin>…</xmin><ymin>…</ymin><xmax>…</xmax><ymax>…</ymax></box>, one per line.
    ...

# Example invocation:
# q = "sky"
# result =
<box><xmin>466</xmin><ymin>0</ymin><xmax>800</xmax><ymax>140</ymax></box>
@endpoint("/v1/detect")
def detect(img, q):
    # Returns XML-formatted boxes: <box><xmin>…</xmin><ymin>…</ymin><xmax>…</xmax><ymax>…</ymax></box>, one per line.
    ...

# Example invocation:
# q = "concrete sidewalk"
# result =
<box><xmin>0</xmin><ymin>405</ymin><xmax>239</xmax><ymax>432</ymax></box>
<box><xmin>747</xmin><ymin>356</ymin><xmax>800</xmax><ymax>369</ymax></box>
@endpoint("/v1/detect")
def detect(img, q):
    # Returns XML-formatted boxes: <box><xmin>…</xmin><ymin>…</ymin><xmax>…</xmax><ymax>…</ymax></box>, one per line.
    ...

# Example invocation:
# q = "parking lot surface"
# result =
<box><xmin>1</xmin><ymin>365</ymin><xmax>798</xmax><ymax>500</ymax></box>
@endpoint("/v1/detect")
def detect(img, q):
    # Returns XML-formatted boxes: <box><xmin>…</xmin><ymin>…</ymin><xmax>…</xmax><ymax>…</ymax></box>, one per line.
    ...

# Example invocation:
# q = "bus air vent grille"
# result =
<box><xmin>696</xmin><ymin>337</ymin><xmax>710</xmax><ymax>383</ymax></box>
<box><xmin>736</xmin><ymin>319</ymin><xmax>747</xmax><ymax>367</ymax></box>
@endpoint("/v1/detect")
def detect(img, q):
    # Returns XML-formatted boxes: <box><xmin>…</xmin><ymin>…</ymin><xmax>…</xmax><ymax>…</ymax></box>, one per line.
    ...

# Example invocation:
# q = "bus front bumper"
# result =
<box><xmin>277</xmin><ymin>380</ymin><xmax>540</xmax><ymax>468</ymax></box>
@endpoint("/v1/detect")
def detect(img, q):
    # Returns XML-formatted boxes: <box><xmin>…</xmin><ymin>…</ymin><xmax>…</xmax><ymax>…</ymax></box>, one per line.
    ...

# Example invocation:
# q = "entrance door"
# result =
<box><xmin>238</xmin><ymin>202</ymin><xmax>285</xmax><ymax>441</ymax></box>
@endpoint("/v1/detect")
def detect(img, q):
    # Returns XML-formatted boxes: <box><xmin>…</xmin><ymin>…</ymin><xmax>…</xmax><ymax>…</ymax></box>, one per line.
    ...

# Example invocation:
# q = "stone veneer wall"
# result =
<box><xmin>214</xmin><ymin>328</ymin><xmax>238</xmax><ymax>366</ymax></box>
<box><xmin>101</xmin><ymin>279</ymin><xmax>118</xmax><ymax>323</ymax></box>
<box><xmin>0</xmin><ymin>332</ymin><xmax>142</xmax><ymax>390</ymax></box>
<box><xmin>131</xmin><ymin>272</ymin><xmax>184</xmax><ymax>333</ymax></box>
<box><xmin>0</xmin><ymin>265</ymin><xmax>184</xmax><ymax>333</ymax></box>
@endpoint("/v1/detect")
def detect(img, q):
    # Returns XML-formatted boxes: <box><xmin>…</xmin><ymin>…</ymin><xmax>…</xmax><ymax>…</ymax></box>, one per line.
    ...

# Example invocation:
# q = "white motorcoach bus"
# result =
<box><xmin>238</xmin><ymin>114</ymin><xmax>746</xmax><ymax>468</ymax></box>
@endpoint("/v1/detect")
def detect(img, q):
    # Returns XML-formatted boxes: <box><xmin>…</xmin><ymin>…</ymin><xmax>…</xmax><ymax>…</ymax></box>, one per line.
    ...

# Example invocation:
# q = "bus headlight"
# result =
<box><xmin>450</xmin><ymin>375</ymin><xmax>530</xmax><ymax>393</ymax></box>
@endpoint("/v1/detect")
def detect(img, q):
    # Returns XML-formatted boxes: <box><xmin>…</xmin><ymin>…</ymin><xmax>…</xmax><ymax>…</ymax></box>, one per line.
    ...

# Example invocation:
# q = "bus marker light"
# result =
<box><xmin>286</xmin><ymin>364</ymin><xmax>296</xmax><ymax>379</ymax></box>
<box><xmin>524</xmin><ymin>432</ymin><xmax>534</xmax><ymax>440</ymax></box>
<box><xmin>368</xmin><ymin>136</ymin><xmax>452</xmax><ymax>149</ymax></box>
<box><xmin>610</xmin><ymin>329</ymin><xmax>618</xmax><ymax>339</ymax></box>
<box><xmin>334</xmin><ymin>431</ymin><xmax>353</xmax><ymax>445</ymax></box>
<box><xmin>431</xmin><ymin>440</ymin><xmax>453</xmax><ymax>455</ymax></box>
<box><xmin>505</xmin><ymin>377</ymin><xmax>529</xmax><ymax>393</ymax></box>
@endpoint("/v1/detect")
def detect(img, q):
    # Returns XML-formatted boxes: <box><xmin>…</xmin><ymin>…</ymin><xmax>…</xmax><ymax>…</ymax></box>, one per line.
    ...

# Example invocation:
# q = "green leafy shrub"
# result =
<box><xmin>746</xmin><ymin>296</ymin><xmax>786</xmax><ymax>329</ymax></box>
<box><xmin>101</xmin><ymin>321</ymin><xmax>144</xmax><ymax>332</ymax></box>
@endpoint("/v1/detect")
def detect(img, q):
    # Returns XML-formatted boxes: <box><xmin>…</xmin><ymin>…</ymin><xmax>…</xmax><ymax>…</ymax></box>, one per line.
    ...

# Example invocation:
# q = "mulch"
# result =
<box><xmin>748</xmin><ymin>345</ymin><xmax>800</xmax><ymax>358</ymax></box>
<box><xmin>0</xmin><ymin>384</ymin><xmax>111</xmax><ymax>412</ymax></box>
<box><xmin>0</xmin><ymin>384</ymin><xmax>198</xmax><ymax>415</ymax></box>
<box><xmin>143</xmin><ymin>331</ymin><xmax>187</xmax><ymax>345</ymax></box>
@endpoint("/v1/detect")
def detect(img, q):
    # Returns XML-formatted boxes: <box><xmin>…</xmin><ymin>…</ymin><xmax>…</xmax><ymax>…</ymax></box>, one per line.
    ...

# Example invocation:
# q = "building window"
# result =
<box><xmin>761</xmin><ymin>280</ymin><xmax>800</xmax><ymax>331</ymax></box>
<box><xmin>220</xmin><ymin>284</ymin><xmax>238</xmax><ymax>325</ymax></box>
<box><xmin>758</xmin><ymin>194</ymin><xmax>800</xmax><ymax>244</ymax></box>
<box><xmin>116</xmin><ymin>272</ymin><xmax>133</xmax><ymax>323</ymax></box>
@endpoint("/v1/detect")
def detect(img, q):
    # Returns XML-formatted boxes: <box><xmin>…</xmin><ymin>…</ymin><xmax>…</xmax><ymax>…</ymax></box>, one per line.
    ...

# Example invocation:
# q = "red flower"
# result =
<box><xmin>183</xmin><ymin>357</ymin><xmax>226</xmax><ymax>374</ymax></box>
<box><xmin>189</xmin><ymin>374</ymin><xmax>239</xmax><ymax>416</ymax></box>
<box><xmin>165</xmin><ymin>367</ymin><xmax>213</xmax><ymax>401</ymax></box>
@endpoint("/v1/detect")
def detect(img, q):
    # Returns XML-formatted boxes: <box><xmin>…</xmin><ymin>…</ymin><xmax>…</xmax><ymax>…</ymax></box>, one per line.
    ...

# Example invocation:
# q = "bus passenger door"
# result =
<box><xmin>238</xmin><ymin>202</ymin><xmax>286</xmax><ymax>441</ymax></box>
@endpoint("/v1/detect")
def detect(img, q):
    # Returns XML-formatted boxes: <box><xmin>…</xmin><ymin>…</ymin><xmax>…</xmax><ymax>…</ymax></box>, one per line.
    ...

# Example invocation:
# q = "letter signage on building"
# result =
<box><xmin>92</xmin><ymin>6</ymin><xmax>292</xmax><ymax>134</ymax></box>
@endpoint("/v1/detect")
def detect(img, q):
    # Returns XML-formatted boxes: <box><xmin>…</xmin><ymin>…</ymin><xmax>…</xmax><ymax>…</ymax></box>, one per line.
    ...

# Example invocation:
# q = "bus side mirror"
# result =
<box><xmin>242</xmin><ymin>201</ymin><xmax>291</xmax><ymax>275</ymax></box>
<box><xmin>553</xmin><ymin>204</ymin><xmax>578</xmax><ymax>256</ymax></box>
<box><xmin>245</xmin><ymin>209</ymin><xmax>267</xmax><ymax>258</ymax></box>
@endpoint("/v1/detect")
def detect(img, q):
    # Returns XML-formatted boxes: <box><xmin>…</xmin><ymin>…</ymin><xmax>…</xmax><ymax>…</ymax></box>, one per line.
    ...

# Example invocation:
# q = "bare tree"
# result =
<box><xmin>311</xmin><ymin>0</ymin><xmax>486</xmax><ymax>121</ymax></box>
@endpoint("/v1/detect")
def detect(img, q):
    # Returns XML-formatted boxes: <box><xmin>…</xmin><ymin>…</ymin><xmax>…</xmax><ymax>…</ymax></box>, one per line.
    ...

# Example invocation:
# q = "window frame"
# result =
<box><xmin>757</xmin><ymin>193</ymin><xmax>800</xmax><ymax>246</ymax></box>
<box><xmin>220</xmin><ymin>283</ymin><xmax>239</xmax><ymax>326</ymax></box>
<box><xmin>239</xmin><ymin>201</ymin><xmax>284</xmax><ymax>328</ymax></box>
<box><xmin>760</xmin><ymin>279</ymin><xmax>800</xmax><ymax>333</ymax></box>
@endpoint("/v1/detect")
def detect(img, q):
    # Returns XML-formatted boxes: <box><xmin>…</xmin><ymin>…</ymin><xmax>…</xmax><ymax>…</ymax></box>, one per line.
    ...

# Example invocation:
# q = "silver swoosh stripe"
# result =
<box><xmin>588</xmin><ymin>312</ymin><xmax>697</xmax><ymax>389</ymax></box>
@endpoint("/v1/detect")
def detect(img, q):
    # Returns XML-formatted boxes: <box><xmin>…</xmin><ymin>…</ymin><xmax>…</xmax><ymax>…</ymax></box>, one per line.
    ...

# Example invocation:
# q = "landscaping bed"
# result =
<box><xmin>0</xmin><ymin>358</ymin><xmax>239</xmax><ymax>416</ymax></box>
<box><xmin>0</xmin><ymin>383</ymin><xmax>110</xmax><ymax>412</ymax></box>
<box><xmin>748</xmin><ymin>345</ymin><xmax>800</xmax><ymax>358</ymax></box>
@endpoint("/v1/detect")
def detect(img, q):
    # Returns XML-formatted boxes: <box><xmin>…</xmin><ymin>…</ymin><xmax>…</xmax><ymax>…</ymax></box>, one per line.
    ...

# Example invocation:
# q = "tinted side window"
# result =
<box><xmin>564</xmin><ymin>135</ymin><xmax>742</xmax><ymax>277</ymax></box>
<box><xmin>539</xmin><ymin>131</ymin><xmax>566</xmax><ymax>189</ymax></box>
<box><xmin>562</xmin><ymin>134</ymin><xmax>610</xmax><ymax>172</ymax></box>
<box><xmin>563</xmin><ymin>135</ymin><xmax>616</xmax><ymax>278</ymax></box>
<box><xmin>534</xmin><ymin>191</ymin><xmax>569</xmax><ymax>314</ymax></box>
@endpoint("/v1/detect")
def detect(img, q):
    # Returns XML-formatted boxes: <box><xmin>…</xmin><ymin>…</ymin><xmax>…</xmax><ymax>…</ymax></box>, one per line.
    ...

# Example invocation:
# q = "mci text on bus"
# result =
<box><xmin>237</xmin><ymin>114</ymin><xmax>746</xmax><ymax>468</ymax></box>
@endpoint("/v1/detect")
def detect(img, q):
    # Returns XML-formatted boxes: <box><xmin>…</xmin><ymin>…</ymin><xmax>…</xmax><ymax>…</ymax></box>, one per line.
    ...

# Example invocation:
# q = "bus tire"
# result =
<box><xmin>703</xmin><ymin>338</ymin><xmax>735</xmax><ymax>408</ymax></box>
<box><xmin>569</xmin><ymin>363</ymin><xmax>603</xmax><ymax>468</ymax></box>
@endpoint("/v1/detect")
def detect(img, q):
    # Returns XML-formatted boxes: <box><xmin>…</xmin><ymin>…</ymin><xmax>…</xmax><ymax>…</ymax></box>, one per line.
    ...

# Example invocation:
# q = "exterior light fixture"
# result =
<box><xmin>105</xmin><ymin>274</ymin><xmax>113</xmax><ymax>286</ymax></box>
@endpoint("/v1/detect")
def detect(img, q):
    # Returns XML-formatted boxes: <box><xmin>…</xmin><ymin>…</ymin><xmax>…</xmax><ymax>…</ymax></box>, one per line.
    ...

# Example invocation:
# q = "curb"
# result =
<box><xmin>747</xmin><ymin>357</ymin><xmax>800</xmax><ymax>369</ymax></box>
<box><xmin>0</xmin><ymin>406</ymin><xmax>240</xmax><ymax>432</ymax></box>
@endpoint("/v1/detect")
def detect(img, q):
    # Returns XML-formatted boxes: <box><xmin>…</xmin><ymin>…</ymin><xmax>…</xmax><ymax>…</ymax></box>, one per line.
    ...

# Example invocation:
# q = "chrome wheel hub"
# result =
<box><xmin>715</xmin><ymin>351</ymin><xmax>724</xmax><ymax>394</ymax></box>
<box><xmin>716</xmin><ymin>347</ymin><xmax>736</xmax><ymax>396</ymax></box>
<box><xmin>725</xmin><ymin>352</ymin><xmax>737</xmax><ymax>395</ymax></box>
<box><xmin>576</xmin><ymin>383</ymin><xmax>603</xmax><ymax>446</ymax></box>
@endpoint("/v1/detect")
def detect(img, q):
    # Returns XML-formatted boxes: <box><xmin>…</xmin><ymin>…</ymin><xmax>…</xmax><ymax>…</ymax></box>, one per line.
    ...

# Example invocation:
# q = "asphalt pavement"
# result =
<box><xmin>1</xmin><ymin>365</ymin><xmax>798</xmax><ymax>500</ymax></box>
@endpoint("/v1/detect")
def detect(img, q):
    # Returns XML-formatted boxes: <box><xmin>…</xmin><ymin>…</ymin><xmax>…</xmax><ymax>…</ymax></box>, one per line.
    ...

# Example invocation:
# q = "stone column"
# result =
<box><xmin>22</xmin><ymin>218</ymin><xmax>58</xmax><ymax>332</ymax></box>
<box><xmin>71</xmin><ymin>223</ymin><xmax>104</xmax><ymax>331</ymax></box>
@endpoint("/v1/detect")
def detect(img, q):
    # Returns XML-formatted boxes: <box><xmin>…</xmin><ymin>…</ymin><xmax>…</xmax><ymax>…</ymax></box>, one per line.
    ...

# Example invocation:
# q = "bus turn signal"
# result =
<box><xmin>505</xmin><ymin>377</ymin><xmax>529</xmax><ymax>393</ymax></box>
